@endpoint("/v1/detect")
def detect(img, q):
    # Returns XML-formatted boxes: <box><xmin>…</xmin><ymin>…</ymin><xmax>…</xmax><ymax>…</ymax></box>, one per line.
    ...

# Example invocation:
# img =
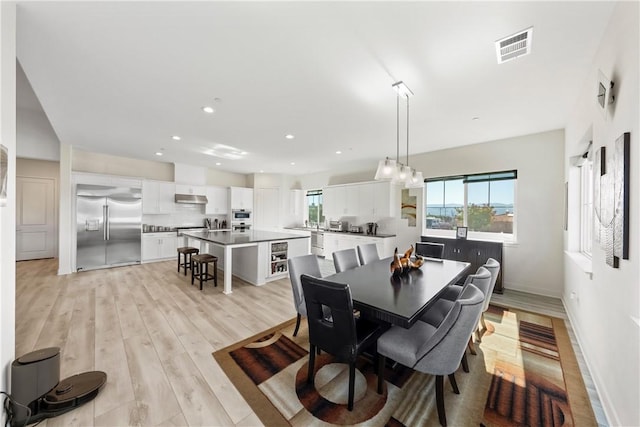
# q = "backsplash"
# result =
<box><xmin>142</xmin><ymin>204</ymin><xmax>227</xmax><ymax>228</ymax></box>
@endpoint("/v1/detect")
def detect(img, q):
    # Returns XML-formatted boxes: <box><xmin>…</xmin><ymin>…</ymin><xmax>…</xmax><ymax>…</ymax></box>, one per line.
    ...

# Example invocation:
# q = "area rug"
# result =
<box><xmin>213</xmin><ymin>305</ymin><xmax>596</xmax><ymax>426</ymax></box>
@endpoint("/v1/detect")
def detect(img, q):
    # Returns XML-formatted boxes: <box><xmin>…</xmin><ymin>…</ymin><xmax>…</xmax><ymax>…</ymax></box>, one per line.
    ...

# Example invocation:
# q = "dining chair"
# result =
<box><xmin>357</xmin><ymin>243</ymin><xmax>380</xmax><ymax>266</ymax></box>
<box><xmin>287</xmin><ymin>254</ymin><xmax>322</xmax><ymax>336</ymax></box>
<box><xmin>416</xmin><ymin>242</ymin><xmax>445</xmax><ymax>259</ymax></box>
<box><xmin>477</xmin><ymin>258</ymin><xmax>501</xmax><ymax>336</ymax></box>
<box><xmin>332</xmin><ymin>248</ymin><xmax>360</xmax><ymax>273</ymax></box>
<box><xmin>377</xmin><ymin>284</ymin><xmax>484</xmax><ymax>426</ymax></box>
<box><xmin>422</xmin><ymin>266</ymin><xmax>491</xmax><ymax>358</ymax></box>
<box><xmin>300</xmin><ymin>274</ymin><xmax>384</xmax><ymax>411</ymax></box>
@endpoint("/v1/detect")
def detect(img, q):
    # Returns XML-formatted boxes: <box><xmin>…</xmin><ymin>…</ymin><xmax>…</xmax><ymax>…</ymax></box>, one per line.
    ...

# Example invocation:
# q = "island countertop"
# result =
<box><xmin>182</xmin><ymin>229</ymin><xmax>310</xmax><ymax>246</ymax></box>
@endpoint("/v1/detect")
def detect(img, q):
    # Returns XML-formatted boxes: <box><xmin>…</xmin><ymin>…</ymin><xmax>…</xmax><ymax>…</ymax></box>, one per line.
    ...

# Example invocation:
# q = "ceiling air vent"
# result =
<box><xmin>495</xmin><ymin>27</ymin><xmax>533</xmax><ymax>64</ymax></box>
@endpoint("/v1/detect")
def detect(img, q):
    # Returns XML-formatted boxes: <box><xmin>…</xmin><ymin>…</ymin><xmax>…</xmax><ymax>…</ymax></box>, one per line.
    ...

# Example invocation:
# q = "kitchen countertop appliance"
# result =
<box><xmin>328</xmin><ymin>220</ymin><xmax>348</xmax><ymax>232</ymax></box>
<box><xmin>76</xmin><ymin>184</ymin><xmax>142</xmax><ymax>271</ymax></box>
<box><xmin>366</xmin><ymin>222</ymin><xmax>378</xmax><ymax>235</ymax></box>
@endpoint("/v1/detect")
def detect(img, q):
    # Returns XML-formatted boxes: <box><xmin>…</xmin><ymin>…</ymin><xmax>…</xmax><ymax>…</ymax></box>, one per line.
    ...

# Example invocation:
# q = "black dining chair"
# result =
<box><xmin>300</xmin><ymin>274</ymin><xmax>385</xmax><ymax>411</ymax></box>
<box><xmin>416</xmin><ymin>242</ymin><xmax>445</xmax><ymax>259</ymax></box>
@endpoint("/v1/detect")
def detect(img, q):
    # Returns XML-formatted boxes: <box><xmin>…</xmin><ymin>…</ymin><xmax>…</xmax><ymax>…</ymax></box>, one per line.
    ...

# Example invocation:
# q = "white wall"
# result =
<box><xmin>16</xmin><ymin>107</ymin><xmax>60</xmax><ymax>161</ymax></box>
<box><xmin>73</xmin><ymin>149</ymin><xmax>174</xmax><ymax>181</ymax></box>
<box><xmin>0</xmin><ymin>0</ymin><xmax>16</xmax><ymax>408</ymax></box>
<box><xmin>411</xmin><ymin>130</ymin><xmax>565</xmax><ymax>297</ymax></box>
<box><xmin>563</xmin><ymin>2</ymin><xmax>639</xmax><ymax>426</ymax></box>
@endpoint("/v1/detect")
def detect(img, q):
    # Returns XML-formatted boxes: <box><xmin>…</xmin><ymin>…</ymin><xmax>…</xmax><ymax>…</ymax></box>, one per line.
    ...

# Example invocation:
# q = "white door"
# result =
<box><xmin>16</xmin><ymin>177</ymin><xmax>56</xmax><ymax>260</ymax></box>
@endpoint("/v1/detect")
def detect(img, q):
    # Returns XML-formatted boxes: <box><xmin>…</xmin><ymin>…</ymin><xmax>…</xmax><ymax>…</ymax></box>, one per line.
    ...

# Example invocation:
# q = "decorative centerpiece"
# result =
<box><xmin>390</xmin><ymin>245</ymin><xmax>424</xmax><ymax>276</ymax></box>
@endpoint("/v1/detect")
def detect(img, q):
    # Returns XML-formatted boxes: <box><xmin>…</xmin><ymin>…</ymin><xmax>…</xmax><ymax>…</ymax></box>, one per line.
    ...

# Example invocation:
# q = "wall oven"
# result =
<box><xmin>232</xmin><ymin>209</ymin><xmax>252</xmax><ymax>221</ymax></box>
<box><xmin>232</xmin><ymin>222</ymin><xmax>251</xmax><ymax>231</ymax></box>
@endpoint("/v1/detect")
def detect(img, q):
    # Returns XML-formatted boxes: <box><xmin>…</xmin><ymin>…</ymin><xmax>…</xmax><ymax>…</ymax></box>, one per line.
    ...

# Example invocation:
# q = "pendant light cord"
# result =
<box><xmin>406</xmin><ymin>94</ymin><xmax>410</xmax><ymax>167</ymax></box>
<box><xmin>396</xmin><ymin>91</ymin><xmax>400</xmax><ymax>163</ymax></box>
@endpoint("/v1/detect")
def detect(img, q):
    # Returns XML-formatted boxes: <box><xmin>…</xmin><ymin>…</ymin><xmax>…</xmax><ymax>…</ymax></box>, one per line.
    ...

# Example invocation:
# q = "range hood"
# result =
<box><xmin>174</xmin><ymin>194</ymin><xmax>208</xmax><ymax>204</ymax></box>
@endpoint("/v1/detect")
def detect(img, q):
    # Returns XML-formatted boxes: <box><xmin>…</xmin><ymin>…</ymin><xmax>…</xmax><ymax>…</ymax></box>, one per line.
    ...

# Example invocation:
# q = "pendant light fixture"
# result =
<box><xmin>375</xmin><ymin>81</ymin><xmax>424</xmax><ymax>187</ymax></box>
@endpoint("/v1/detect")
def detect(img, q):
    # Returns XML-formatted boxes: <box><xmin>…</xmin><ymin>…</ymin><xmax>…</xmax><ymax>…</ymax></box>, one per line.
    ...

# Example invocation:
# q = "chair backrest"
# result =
<box><xmin>300</xmin><ymin>274</ymin><xmax>357</xmax><ymax>360</ymax></box>
<box><xmin>416</xmin><ymin>242</ymin><xmax>445</xmax><ymax>259</ymax></box>
<box><xmin>414</xmin><ymin>284</ymin><xmax>484</xmax><ymax>375</ymax></box>
<box><xmin>332</xmin><ymin>248</ymin><xmax>360</xmax><ymax>273</ymax></box>
<box><xmin>466</xmin><ymin>266</ymin><xmax>492</xmax><ymax>312</ymax></box>
<box><xmin>357</xmin><ymin>243</ymin><xmax>380</xmax><ymax>266</ymax></box>
<box><xmin>481</xmin><ymin>258</ymin><xmax>501</xmax><ymax>312</ymax></box>
<box><xmin>287</xmin><ymin>254</ymin><xmax>322</xmax><ymax>316</ymax></box>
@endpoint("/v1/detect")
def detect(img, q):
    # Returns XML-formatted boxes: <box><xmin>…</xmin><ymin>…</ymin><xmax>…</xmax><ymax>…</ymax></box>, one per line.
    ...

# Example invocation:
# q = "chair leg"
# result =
<box><xmin>199</xmin><ymin>262</ymin><xmax>206</xmax><ymax>290</ymax></box>
<box><xmin>213</xmin><ymin>261</ymin><xmax>218</xmax><ymax>287</ymax></box>
<box><xmin>480</xmin><ymin>313</ymin><xmax>487</xmax><ymax>330</ymax></box>
<box><xmin>476</xmin><ymin>326</ymin><xmax>482</xmax><ymax>343</ymax></box>
<box><xmin>435</xmin><ymin>375</ymin><xmax>447</xmax><ymax>427</ymax></box>
<box><xmin>377</xmin><ymin>355</ymin><xmax>385</xmax><ymax>394</ymax></box>
<box><xmin>461</xmin><ymin>352</ymin><xmax>469</xmax><ymax>373</ymax></box>
<box><xmin>307</xmin><ymin>345</ymin><xmax>316</xmax><ymax>384</ymax></box>
<box><xmin>177</xmin><ymin>252</ymin><xmax>181</xmax><ymax>272</ymax></box>
<box><xmin>348</xmin><ymin>361</ymin><xmax>355</xmax><ymax>411</ymax></box>
<box><xmin>448</xmin><ymin>373</ymin><xmax>460</xmax><ymax>394</ymax></box>
<box><xmin>468</xmin><ymin>336</ymin><xmax>477</xmax><ymax>355</ymax></box>
<box><xmin>191</xmin><ymin>261</ymin><xmax>197</xmax><ymax>285</ymax></box>
<box><xmin>293</xmin><ymin>314</ymin><xmax>301</xmax><ymax>336</ymax></box>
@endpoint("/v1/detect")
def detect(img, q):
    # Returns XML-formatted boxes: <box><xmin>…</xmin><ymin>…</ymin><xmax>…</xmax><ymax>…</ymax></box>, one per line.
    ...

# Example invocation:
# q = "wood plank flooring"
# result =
<box><xmin>14</xmin><ymin>258</ymin><xmax>606</xmax><ymax>426</ymax></box>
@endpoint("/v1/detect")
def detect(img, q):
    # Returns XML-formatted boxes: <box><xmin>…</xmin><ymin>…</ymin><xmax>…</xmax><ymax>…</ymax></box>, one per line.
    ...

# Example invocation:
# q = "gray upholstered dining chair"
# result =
<box><xmin>332</xmin><ymin>248</ymin><xmax>360</xmax><ymax>273</ymax></box>
<box><xmin>422</xmin><ymin>266</ymin><xmax>491</xmax><ymax>358</ymax></box>
<box><xmin>477</xmin><ymin>258</ymin><xmax>501</xmax><ymax>335</ymax></box>
<box><xmin>287</xmin><ymin>254</ymin><xmax>322</xmax><ymax>336</ymax></box>
<box><xmin>357</xmin><ymin>243</ymin><xmax>380</xmax><ymax>266</ymax></box>
<box><xmin>377</xmin><ymin>284</ymin><xmax>484</xmax><ymax>426</ymax></box>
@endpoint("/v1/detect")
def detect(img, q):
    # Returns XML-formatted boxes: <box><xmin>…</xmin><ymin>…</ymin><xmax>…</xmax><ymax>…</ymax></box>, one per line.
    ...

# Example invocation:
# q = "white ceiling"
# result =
<box><xmin>16</xmin><ymin>1</ymin><xmax>614</xmax><ymax>175</ymax></box>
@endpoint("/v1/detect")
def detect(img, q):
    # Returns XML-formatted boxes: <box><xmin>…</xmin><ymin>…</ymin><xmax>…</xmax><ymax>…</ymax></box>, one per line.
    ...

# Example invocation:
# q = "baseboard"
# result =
<box><xmin>502</xmin><ymin>281</ymin><xmax>562</xmax><ymax>298</ymax></box>
<box><xmin>561</xmin><ymin>296</ymin><xmax>616</xmax><ymax>426</ymax></box>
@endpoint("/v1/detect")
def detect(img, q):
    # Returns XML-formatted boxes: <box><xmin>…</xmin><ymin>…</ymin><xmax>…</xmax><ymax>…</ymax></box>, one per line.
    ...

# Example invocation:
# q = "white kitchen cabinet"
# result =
<box><xmin>230</xmin><ymin>187</ymin><xmax>253</xmax><ymax>210</ymax></box>
<box><xmin>255</xmin><ymin>188</ymin><xmax>280</xmax><ymax>228</ymax></box>
<box><xmin>142</xmin><ymin>233</ymin><xmax>177</xmax><ymax>261</ymax></box>
<box><xmin>142</xmin><ymin>180</ymin><xmax>175</xmax><ymax>214</ymax></box>
<box><xmin>289</xmin><ymin>189</ymin><xmax>303</xmax><ymax>216</ymax></box>
<box><xmin>206</xmin><ymin>186</ymin><xmax>228</xmax><ymax>214</ymax></box>
<box><xmin>175</xmin><ymin>184</ymin><xmax>207</xmax><ymax>196</ymax></box>
<box><xmin>360</xmin><ymin>181</ymin><xmax>394</xmax><ymax>218</ymax></box>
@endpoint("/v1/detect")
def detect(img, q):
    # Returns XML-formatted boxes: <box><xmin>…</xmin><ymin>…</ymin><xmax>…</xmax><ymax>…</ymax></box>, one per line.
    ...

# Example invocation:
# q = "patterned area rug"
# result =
<box><xmin>213</xmin><ymin>305</ymin><xmax>596</xmax><ymax>426</ymax></box>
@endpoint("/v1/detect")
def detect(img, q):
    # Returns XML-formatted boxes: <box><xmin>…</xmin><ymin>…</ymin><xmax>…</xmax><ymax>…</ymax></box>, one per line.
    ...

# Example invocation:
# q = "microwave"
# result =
<box><xmin>232</xmin><ymin>210</ymin><xmax>252</xmax><ymax>221</ymax></box>
<box><xmin>328</xmin><ymin>220</ymin><xmax>348</xmax><ymax>232</ymax></box>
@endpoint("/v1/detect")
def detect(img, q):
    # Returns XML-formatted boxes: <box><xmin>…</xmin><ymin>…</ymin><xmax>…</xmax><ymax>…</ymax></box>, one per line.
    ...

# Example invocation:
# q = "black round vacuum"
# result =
<box><xmin>9</xmin><ymin>347</ymin><xmax>106</xmax><ymax>426</ymax></box>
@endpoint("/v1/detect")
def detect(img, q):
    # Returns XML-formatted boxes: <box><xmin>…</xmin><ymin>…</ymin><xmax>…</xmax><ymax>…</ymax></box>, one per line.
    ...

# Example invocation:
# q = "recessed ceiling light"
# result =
<box><xmin>260</xmin><ymin>170</ymin><xmax>264</xmax><ymax>173</ymax></box>
<box><xmin>285</xmin><ymin>134</ymin><xmax>295</xmax><ymax>140</ymax></box>
<box><xmin>215</xmin><ymin>162</ymin><xmax>221</xmax><ymax>166</ymax></box>
<box><xmin>472</xmin><ymin>117</ymin><xmax>480</xmax><ymax>121</ymax></box>
<box><xmin>240</xmin><ymin>151</ymin><xmax>247</xmax><ymax>155</ymax></box>
<box><xmin>171</xmin><ymin>135</ymin><xmax>181</xmax><ymax>141</ymax></box>
<box><xmin>202</xmin><ymin>106</ymin><xmax>215</xmax><ymax>114</ymax></box>
<box><xmin>155</xmin><ymin>152</ymin><xmax>163</xmax><ymax>156</ymax></box>
<box><xmin>336</xmin><ymin>150</ymin><xmax>342</xmax><ymax>154</ymax></box>
<box><xmin>290</xmin><ymin>162</ymin><xmax>295</xmax><ymax>165</ymax></box>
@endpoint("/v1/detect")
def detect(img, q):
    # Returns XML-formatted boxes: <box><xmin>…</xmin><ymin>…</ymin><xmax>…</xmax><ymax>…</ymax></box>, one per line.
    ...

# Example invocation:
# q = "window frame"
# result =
<box><xmin>424</xmin><ymin>170</ymin><xmax>517</xmax><ymax>243</ymax></box>
<box><xmin>305</xmin><ymin>189</ymin><xmax>324</xmax><ymax>227</ymax></box>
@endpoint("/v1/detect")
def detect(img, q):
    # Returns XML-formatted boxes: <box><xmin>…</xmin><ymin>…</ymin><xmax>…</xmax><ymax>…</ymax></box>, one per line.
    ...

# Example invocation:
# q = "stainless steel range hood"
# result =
<box><xmin>174</xmin><ymin>194</ymin><xmax>208</xmax><ymax>204</ymax></box>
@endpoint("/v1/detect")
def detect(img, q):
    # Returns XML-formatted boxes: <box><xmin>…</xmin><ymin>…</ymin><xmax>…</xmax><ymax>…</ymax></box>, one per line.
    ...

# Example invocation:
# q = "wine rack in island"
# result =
<box><xmin>270</xmin><ymin>241</ymin><xmax>288</xmax><ymax>276</ymax></box>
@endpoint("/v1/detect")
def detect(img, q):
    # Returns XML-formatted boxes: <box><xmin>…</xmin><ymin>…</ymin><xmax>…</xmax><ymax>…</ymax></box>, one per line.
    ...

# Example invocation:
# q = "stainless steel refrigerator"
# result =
<box><xmin>76</xmin><ymin>184</ymin><xmax>142</xmax><ymax>271</ymax></box>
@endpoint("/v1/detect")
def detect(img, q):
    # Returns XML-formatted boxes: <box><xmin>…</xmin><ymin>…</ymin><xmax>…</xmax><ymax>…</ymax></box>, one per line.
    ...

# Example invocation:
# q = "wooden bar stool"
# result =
<box><xmin>191</xmin><ymin>254</ymin><xmax>218</xmax><ymax>290</ymax></box>
<box><xmin>177</xmin><ymin>247</ymin><xmax>199</xmax><ymax>276</ymax></box>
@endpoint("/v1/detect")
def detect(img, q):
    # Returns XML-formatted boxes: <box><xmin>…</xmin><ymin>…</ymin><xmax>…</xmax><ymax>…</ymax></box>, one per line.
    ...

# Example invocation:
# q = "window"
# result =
<box><xmin>425</xmin><ymin>170</ymin><xmax>517</xmax><ymax>237</ymax></box>
<box><xmin>579</xmin><ymin>155</ymin><xmax>593</xmax><ymax>256</ymax></box>
<box><xmin>306</xmin><ymin>190</ymin><xmax>324</xmax><ymax>227</ymax></box>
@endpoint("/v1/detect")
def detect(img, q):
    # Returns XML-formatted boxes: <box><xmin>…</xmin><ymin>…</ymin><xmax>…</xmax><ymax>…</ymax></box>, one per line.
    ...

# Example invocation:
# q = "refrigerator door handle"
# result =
<box><xmin>105</xmin><ymin>205</ymin><xmax>110</xmax><ymax>240</ymax></box>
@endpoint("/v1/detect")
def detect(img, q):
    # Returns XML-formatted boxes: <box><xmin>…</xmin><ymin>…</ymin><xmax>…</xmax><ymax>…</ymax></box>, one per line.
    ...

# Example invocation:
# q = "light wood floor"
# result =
<box><xmin>15</xmin><ymin>258</ymin><xmax>606</xmax><ymax>426</ymax></box>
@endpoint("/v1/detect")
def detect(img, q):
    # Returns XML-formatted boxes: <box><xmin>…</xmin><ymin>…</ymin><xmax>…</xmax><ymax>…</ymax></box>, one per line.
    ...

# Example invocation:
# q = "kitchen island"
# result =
<box><xmin>182</xmin><ymin>230</ymin><xmax>310</xmax><ymax>294</ymax></box>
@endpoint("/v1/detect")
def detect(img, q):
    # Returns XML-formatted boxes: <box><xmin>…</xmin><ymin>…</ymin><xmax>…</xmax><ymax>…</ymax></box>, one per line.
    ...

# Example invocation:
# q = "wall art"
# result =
<box><xmin>400</xmin><ymin>189</ymin><xmax>417</xmax><ymax>227</ymax></box>
<box><xmin>594</xmin><ymin>132</ymin><xmax>630</xmax><ymax>268</ymax></box>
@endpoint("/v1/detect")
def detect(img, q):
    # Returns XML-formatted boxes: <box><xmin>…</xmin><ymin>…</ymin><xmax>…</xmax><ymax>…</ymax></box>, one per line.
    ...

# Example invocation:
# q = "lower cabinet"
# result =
<box><xmin>323</xmin><ymin>233</ymin><xmax>395</xmax><ymax>260</ymax></box>
<box><xmin>420</xmin><ymin>236</ymin><xmax>503</xmax><ymax>293</ymax></box>
<box><xmin>142</xmin><ymin>233</ymin><xmax>178</xmax><ymax>262</ymax></box>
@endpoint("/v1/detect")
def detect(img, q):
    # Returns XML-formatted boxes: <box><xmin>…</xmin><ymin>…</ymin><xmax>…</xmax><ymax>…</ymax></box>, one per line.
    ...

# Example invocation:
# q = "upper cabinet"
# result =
<box><xmin>175</xmin><ymin>184</ymin><xmax>206</xmax><ymax>196</ymax></box>
<box><xmin>142</xmin><ymin>180</ymin><xmax>175</xmax><ymax>214</ymax></box>
<box><xmin>323</xmin><ymin>181</ymin><xmax>395</xmax><ymax>219</ymax></box>
<box><xmin>206</xmin><ymin>186</ymin><xmax>228</xmax><ymax>215</ymax></box>
<box><xmin>230</xmin><ymin>187</ymin><xmax>253</xmax><ymax>210</ymax></box>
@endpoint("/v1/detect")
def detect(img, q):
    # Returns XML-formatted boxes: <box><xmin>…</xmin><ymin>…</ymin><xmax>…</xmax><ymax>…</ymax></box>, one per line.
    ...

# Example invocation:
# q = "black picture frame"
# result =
<box><xmin>456</xmin><ymin>226</ymin><xmax>468</xmax><ymax>240</ymax></box>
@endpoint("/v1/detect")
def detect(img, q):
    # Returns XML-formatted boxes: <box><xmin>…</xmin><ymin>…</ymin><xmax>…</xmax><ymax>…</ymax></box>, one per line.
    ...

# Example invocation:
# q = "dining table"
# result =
<box><xmin>325</xmin><ymin>257</ymin><xmax>471</xmax><ymax>328</ymax></box>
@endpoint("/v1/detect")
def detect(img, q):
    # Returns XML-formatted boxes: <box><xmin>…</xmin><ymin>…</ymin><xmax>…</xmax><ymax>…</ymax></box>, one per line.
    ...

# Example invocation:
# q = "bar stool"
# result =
<box><xmin>191</xmin><ymin>254</ymin><xmax>218</xmax><ymax>290</ymax></box>
<box><xmin>177</xmin><ymin>247</ymin><xmax>199</xmax><ymax>276</ymax></box>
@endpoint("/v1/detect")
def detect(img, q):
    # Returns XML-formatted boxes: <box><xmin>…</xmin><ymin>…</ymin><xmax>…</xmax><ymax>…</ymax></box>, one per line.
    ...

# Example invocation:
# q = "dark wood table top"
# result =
<box><xmin>325</xmin><ymin>257</ymin><xmax>471</xmax><ymax>328</ymax></box>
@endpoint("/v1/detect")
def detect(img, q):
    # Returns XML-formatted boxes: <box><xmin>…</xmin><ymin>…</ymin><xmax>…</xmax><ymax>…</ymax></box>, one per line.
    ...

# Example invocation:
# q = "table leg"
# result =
<box><xmin>223</xmin><ymin>245</ymin><xmax>233</xmax><ymax>294</ymax></box>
